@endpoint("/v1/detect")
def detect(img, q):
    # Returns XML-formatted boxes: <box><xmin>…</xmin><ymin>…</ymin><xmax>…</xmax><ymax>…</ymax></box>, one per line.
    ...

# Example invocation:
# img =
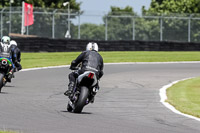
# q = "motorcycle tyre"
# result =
<box><xmin>0</xmin><ymin>73</ymin><xmax>4</xmax><ymax>93</ymax></box>
<box><xmin>73</xmin><ymin>86</ymin><xmax>89</xmax><ymax>113</ymax></box>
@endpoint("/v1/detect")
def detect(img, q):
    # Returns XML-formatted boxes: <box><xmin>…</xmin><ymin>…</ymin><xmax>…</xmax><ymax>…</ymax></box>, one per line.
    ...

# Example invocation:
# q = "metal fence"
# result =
<box><xmin>1</xmin><ymin>7</ymin><xmax>200</xmax><ymax>42</ymax></box>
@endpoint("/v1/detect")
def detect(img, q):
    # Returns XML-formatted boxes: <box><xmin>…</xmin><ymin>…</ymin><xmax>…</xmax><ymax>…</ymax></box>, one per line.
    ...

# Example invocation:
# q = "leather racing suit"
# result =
<box><xmin>65</xmin><ymin>50</ymin><xmax>104</xmax><ymax>96</ymax></box>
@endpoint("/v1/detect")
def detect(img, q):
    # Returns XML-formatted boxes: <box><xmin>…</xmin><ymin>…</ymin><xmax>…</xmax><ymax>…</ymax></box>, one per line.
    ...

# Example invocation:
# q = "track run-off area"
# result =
<box><xmin>0</xmin><ymin>63</ymin><xmax>200</xmax><ymax>133</ymax></box>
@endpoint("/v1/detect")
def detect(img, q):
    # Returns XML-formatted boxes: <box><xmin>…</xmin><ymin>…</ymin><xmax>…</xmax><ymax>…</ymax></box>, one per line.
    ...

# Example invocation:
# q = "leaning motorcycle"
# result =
<box><xmin>0</xmin><ymin>52</ymin><xmax>14</xmax><ymax>93</ymax></box>
<box><xmin>67</xmin><ymin>68</ymin><xmax>99</xmax><ymax>113</ymax></box>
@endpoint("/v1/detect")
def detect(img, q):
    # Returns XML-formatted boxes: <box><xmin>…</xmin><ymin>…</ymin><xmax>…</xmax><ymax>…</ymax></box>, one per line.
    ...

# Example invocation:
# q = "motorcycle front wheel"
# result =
<box><xmin>73</xmin><ymin>86</ymin><xmax>89</xmax><ymax>113</ymax></box>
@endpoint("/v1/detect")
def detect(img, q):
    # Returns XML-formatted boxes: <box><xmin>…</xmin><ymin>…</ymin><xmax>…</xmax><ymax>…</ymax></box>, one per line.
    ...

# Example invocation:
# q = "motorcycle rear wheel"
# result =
<box><xmin>0</xmin><ymin>73</ymin><xmax>5</xmax><ymax>93</ymax></box>
<box><xmin>73</xmin><ymin>86</ymin><xmax>89</xmax><ymax>113</ymax></box>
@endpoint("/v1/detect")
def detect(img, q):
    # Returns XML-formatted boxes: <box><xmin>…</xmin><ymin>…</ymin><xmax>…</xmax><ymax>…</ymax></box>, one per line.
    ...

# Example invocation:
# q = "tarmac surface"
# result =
<box><xmin>0</xmin><ymin>63</ymin><xmax>200</xmax><ymax>133</ymax></box>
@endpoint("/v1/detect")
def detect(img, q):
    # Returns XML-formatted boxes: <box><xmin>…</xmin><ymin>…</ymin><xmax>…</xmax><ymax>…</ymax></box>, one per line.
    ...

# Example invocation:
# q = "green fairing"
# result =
<box><xmin>0</xmin><ymin>58</ymin><xmax>12</xmax><ymax>65</ymax></box>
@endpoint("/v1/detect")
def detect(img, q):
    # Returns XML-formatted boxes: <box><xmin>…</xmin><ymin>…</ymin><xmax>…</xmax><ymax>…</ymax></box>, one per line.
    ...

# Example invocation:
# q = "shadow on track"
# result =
<box><xmin>4</xmin><ymin>85</ymin><xmax>15</xmax><ymax>88</ymax></box>
<box><xmin>0</xmin><ymin>92</ymin><xmax>9</xmax><ymax>94</ymax></box>
<box><xmin>61</xmin><ymin>110</ymin><xmax>92</xmax><ymax>115</ymax></box>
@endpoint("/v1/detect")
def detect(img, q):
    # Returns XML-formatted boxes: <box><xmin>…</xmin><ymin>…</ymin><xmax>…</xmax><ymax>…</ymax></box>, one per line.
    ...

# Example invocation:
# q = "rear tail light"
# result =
<box><xmin>88</xmin><ymin>73</ymin><xmax>94</xmax><ymax>79</ymax></box>
<box><xmin>2</xmin><ymin>59</ymin><xmax>7</xmax><ymax>65</ymax></box>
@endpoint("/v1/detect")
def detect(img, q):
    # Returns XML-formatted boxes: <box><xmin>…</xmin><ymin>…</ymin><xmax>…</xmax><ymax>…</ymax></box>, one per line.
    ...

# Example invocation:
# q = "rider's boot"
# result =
<box><xmin>90</xmin><ymin>97</ymin><xmax>95</xmax><ymax>103</ymax></box>
<box><xmin>7</xmin><ymin>70</ymin><xmax>13</xmax><ymax>82</ymax></box>
<box><xmin>17</xmin><ymin>62</ymin><xmax>22</xmax><ymax>71</ymax></box>
<box><xmin>64</xmin><ymin>82</ymin><xmax>75</xmax><ymax>97</ymax></box>
<box><xmin>15</xmin><ymin>62</ymin><xmax>22</xmax><ymax>71</ymax></box>
<box><xmin>90</xmin><ymin>85</ymin><xmax>100</xmax><ymax>103</ymax></box>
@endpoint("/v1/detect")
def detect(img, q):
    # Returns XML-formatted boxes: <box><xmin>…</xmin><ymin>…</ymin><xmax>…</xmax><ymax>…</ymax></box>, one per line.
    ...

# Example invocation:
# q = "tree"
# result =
<box><xmin>108</xmin><ymin>6</ymin><xmax>135</xmax><ymax>16</ymax></box>
<box><xmin>142</xmin><ymin>0</ymin><xmax>200</xmax><ymax>42</ymax></box>
<box><xmin>154</xmin><ymin>0</ymin><xmax>164</xmax><ymax>5</ymax></box>
<box><xmin>69</xmin><ymin>6</ymin><xmax>137</xmax><ymax>40</ymax></box>
<box><xmin>102</xmin><ymin>6</ymin><xmax>160</xmax><ymax>41</ymax></box>
<box><xmin>103</xmin><ymin>6</ymin><xmax>136</xmax><ymax>40</ymax></box>
<box><xmin>79</xmin><ymin>23</ymin><xmax>105</xmax><ymax>40</ymax></box>
<box><xmin>143</xmin><ymin>0</ymin><xmax>200</xmax><ymax>15</ymax></box>
<box><xmin>0</xmin><ymin>0</ymin><xmax>81</xmax><ymax>11</ymax></box>
<box><xmin>0</xmin><ymin>0</ymin><xmax>81</xmax><ymax>38</ymax></box>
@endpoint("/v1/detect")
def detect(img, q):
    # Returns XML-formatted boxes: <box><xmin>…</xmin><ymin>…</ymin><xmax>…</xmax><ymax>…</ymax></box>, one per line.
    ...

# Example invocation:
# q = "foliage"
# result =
<box><xmin>79</xmin><ymin>23</ymin><xmax>105</xmax><ymax>40</ymax></box>
<box><xmin>102</xmin><ymin>6</ymin><xmax>136</xmax><ymax>40</ymax></box>
<box><xmin>75</xmin><ymin>6</ymin><xmax>137</xmax><ymax>40</ymax></box>
<box><xmin>2</xmin><ymin>0</ymin><xmax>200</xmax><ymax>41</ymax></box>
<box><xmin>141</xmin><ymin>0</ymin><xmax>200</xmax><ymax>42</ymax></box>
<box><xmin>143</xmin><ymin>0</ymin><xmax>200</xmax><ymax>15</ymax></box>
<box><xmin>0</xmin><ymin>0</ymin><xmax>81</xmax><ymax>11</ymax></box>
<box><xmin>102</xmin><ymin>6</ymin><xmax>161</xmax><ymax>41</ymax></box>
<box><xmin>0</xmin><ymin>0</ymin><xmax>81</xmax><ymax>38</ymax></box>
<box><xmin>135</xmin><ymin>18</ymin><xmax>160</xmax><ymax>41</ymax></box>
<box><xmin>108</xmin><ymin>6</ymin><xmax>135</xmax><ymax>16</ymax></box>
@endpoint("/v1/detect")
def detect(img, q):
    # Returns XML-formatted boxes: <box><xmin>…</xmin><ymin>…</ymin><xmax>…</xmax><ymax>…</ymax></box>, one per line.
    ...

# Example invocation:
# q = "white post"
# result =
<box><xmin>188</xmin><ymin>15</ymin><xmax>191</xmax><ymax>42</ymax></box>
<box><xmin>9</xmin><ymin>0</ymin><xmax>14</xmax><ymax>35</ymax></box>
<box><xmin>160</xmin><ymin>16</ymin><xmax>163</xmax><ymax>41</ymax></box>
<box><xmin>68</xmin><ymin>3</ymin><xmax>70</xmax><ymax>37</ymax></box>
<box><xmin>1</xmin><ymin>8</ymin><xmax>6</xmax><ymax>37</ymax></box>
<box><xmin>105</xmin><ymin>15</ymin><xmax>108</xmax><ymax>40</ymax></box>
<box><xmin>132</xmin><ymin>17</ymin><xmax>135</xmax><ymax>40</ymax></box>
<box><xmin>21</xmin><ymin>1</ymin><xmax>25</xmax><ymax>35</ymax></box>
<box><xmin>9</xmin><ymin>0</ymin><xmax>11</xmax><ymax>34</ymax></box>
<box><xmin>52</xmin><ymin>9</ymin><xmax>57</xmax><ymax>38</ymax></box>
<box><xmin>63</xmin><ymin>2</ymin><xmax>71</xmax><ymax>38</ymax></box>
<box><xmin>78</xmin><ymin>12</ymin><xmax>80</xmax><ymax>39</ymax></box>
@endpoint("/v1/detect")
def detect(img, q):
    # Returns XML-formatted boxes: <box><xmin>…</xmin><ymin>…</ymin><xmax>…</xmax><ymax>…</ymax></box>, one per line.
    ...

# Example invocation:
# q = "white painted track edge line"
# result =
<box><xmin>105</xmin><ymin>61</ymin><xmax>200</xmax><ymax>65</ymax></box>
<box><xmin>159</xmin><ymin>78</ymin><xmax>200</xmax><ymax>122</ymax></box>
<box><xmin>20</xmin><ymin>61</ymin><xmax>200</xmax><ymax>121</ymax></box>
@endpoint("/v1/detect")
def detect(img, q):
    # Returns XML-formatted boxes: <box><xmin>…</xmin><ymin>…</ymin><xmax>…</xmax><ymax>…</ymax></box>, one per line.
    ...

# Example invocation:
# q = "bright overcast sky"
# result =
<box><xmin>74</xmin><ymin>0</ymin><xmax>152</xmax><ymax>24</ymax></box>
<box><xmin>76</xmin><ymin>0</ymin><xmax>152</xmax><ymax>14</ymax></box>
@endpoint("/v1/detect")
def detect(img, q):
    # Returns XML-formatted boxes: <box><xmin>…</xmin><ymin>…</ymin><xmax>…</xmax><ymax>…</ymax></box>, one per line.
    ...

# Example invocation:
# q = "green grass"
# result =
<box><xmin>166</xmin><ymin>77</ymin><xmax>200</xmax><ymax>118</ymax></box>
<box><xmin>21</xmin><ymin>52</ymin><xmax>80</xmax><ymax>68</ymax></box>
<box><xmin>21</xmin><ymin>51</ymin><xmax>200</xmax><ymax>69</ymax></box>
<box><xmin>0</xmin><ymin>131</ymin><xmax>17</xmax><ymax>133</ymax></box>
<box><xmin>100</xmin><ymin>51</ymin><xmax>200</xmax><ymax>63</ymax></box>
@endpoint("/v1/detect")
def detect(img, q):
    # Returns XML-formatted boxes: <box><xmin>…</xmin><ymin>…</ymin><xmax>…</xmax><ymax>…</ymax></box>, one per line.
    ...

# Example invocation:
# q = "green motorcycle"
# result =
<box><xmin>0</xmin><ymin>52</ymin><xmax>14</xmax><ymax>93</ymax></box>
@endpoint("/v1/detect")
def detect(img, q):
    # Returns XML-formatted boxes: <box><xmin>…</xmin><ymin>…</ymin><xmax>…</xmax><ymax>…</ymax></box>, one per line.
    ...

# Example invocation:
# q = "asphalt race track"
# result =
<box><xmin>0</xmin><ymin>63</ymin><xmax>200</xmax><ymax>133</ymax></box>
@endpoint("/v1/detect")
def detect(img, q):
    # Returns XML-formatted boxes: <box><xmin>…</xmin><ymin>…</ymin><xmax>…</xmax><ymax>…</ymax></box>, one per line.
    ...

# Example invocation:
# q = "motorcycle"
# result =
<box><xmin>0</xmin><ymin>52</ymin><xmax>14</xmax><ymax>93</ymax></box>
<box><xmin>67</xmin><ymin>68</ymin><xmax>99</xmax><ymax>113</ymax></box>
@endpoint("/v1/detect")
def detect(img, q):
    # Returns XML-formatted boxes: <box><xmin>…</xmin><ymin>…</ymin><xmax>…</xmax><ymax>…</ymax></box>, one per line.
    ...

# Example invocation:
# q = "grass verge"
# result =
<box><xmin>166</xmin><ymin>77</ymin><xmax>200</xmax><ymax>118</ymax></box>
<box><xmin>0</xmin><ymin>131</ymin><xmax>17</xmax><ymax>133</ymax></box>
<box><xmin>21</xmin><ymin>51</ymin><xmax>200</xmax><ymax>69</ymax></box>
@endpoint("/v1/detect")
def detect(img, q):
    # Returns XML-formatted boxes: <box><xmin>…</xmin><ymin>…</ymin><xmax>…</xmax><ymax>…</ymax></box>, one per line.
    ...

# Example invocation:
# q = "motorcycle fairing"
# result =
<box><xmin>77</xmin><ymin>71</ymin><xmax>98</xmax><ymax>87</ymax></box>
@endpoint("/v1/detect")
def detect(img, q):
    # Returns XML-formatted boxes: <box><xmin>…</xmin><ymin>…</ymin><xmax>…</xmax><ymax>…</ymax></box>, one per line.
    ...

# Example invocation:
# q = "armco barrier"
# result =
<box><xmin>13</xmin><ymin>37</ymin><xmax>200</xmax><ymax>52</ymax></box>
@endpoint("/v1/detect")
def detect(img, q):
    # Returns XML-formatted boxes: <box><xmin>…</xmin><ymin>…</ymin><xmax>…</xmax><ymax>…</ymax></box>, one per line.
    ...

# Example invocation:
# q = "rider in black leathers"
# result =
<box><xmin>64</xmin><ymin>42</ymin><xmax>104</xmax><ymax>97</ymax></box>
<box><xmin>10</xmin><ymin>40</ymin><xmax>22</xmax><ymax>71</ymax></box>
<box><xmin>0</xmin><ymin>36</ymin><xmax>15</xmax><ymax>82</ymax></box>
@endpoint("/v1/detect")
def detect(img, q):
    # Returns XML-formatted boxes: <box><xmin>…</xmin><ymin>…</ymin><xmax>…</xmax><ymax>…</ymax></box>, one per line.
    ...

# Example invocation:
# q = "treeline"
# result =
<box><xmin>1</xmin><ymin>0</ymin><xmax>200</xmax><ymax>42</ymax></box>
<box><xmin>75</xmin><ymin>0</ymin><xmax>200</xmax><ymax>41</ymax></box>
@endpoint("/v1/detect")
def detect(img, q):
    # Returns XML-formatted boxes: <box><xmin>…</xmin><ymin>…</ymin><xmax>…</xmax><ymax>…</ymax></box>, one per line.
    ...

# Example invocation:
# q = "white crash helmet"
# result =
<box><xmin>86</xmin><ymin>42</ymin><xmax>98</xmax><ymax>51</ymax></box>
<box><xmin>10</xmin><ymin>40</ymin><xmax>17</xmax><ymax>46</ymax></box>
<box><xmin>1</xmin><ymin>36</ymin><xmax>10</xmax><ymax>45</ymax></box>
